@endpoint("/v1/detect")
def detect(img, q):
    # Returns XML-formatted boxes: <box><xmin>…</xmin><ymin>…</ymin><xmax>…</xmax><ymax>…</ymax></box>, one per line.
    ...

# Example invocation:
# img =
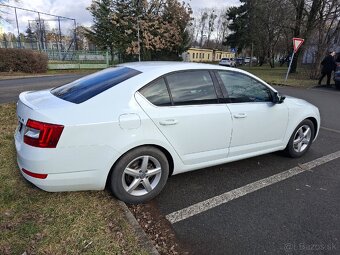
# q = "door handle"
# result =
<box><xmin>159</xmin><ymin>119</ymin><xmax>178</xmax><ymax>126</ymax></box>
<box><xmin>233</xmin><ymin>113</ymin><xmax>247</xmax><ymax>119</ymax></box>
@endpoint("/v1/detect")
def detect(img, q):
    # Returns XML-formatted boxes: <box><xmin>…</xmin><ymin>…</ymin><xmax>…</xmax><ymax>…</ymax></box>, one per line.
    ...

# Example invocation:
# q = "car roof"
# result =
<box><xmin>119</xmin><ymin>61</ymin><xmax>231</xmax><ymax>74</ymax></box>
<box><xmin>117</xmin><ymin>61</ymin><xmax>275</xmax><ymax>92</ymax></box>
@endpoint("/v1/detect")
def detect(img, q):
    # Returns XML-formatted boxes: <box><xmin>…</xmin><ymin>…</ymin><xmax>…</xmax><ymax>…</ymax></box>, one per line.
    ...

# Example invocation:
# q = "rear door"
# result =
<box><xmin>135</xmin><ymin>70</ymin><xmax>232</xmax><ymax>165</ymax></box>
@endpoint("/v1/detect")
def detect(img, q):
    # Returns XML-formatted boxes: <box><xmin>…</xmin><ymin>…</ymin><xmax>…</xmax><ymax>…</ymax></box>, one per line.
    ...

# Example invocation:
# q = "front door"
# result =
<box><xmin>216</xmin><ymin>70</ymin><xmax>289</xmax><ymax>158</ymax></box>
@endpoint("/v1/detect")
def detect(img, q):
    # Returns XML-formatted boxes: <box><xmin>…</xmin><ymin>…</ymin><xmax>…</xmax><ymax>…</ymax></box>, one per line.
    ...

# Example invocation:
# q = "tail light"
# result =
<box><xmin>22</xmin><ymin>168</ymin><xmax>48</xmax><ymax>179</ymax></box>
<box><xmin>24</xmin><ymin>119</ymin><xmax>64</xmax><ymax>148</ymax></box>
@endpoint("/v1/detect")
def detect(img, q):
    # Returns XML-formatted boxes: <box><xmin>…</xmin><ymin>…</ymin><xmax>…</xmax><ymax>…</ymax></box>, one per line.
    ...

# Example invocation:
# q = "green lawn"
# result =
<box><xmin>239</xmin><ymin>64</ymin><xmax>316</xmax><ymax>87</ymax></box>
<box><xmin>0</xmin><ymin>104</ymin><xmax>146</xmax><ymax>255</ymax></box>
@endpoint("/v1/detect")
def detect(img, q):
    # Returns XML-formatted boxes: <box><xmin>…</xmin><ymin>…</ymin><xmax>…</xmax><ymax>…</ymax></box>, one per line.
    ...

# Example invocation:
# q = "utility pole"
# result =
<box><xmin>137</xmin><ymin>16</ymin><xmax>140</xmax><ymax>62</ymax></box>
<box><xmin>135</xmin><ymin>0</ymin><xmax>141</xmax><ymax>62</ymax></box>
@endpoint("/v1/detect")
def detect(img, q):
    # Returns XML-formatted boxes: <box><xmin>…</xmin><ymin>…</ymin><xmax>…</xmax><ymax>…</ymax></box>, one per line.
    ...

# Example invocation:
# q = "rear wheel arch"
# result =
<box><xmin>105</xmin><ymin>144</ymin><xmax>174</xmax><ymax>201</ymax></box>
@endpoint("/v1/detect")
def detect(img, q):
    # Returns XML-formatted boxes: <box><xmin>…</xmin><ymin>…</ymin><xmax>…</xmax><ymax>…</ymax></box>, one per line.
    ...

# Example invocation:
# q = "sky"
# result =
<box><xmin>0</xmin><ymin>0</ymin><xmax>240</xmax><ymax>34</ymax></box>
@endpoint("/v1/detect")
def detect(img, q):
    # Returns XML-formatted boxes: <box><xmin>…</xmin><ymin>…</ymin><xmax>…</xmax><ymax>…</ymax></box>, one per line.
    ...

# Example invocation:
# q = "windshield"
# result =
<box><xmin>51</xmin><ymin>67</ymin><xmax>141</xmax><ymax>104</ymax></box>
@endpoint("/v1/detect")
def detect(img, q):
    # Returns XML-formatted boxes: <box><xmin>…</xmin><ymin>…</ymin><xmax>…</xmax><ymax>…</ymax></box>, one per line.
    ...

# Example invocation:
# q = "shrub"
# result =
<box><xmin>0</xmin><ymin>48</ymin><xmax>48</xmax><ymax>73</ymax></box>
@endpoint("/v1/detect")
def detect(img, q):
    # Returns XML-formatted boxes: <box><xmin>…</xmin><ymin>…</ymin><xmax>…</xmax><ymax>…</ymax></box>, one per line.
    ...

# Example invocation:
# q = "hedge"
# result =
<box><xmin>0</xmin><ymin>48</ymin><xmax>48</xmax><ymax>73</ymax></box>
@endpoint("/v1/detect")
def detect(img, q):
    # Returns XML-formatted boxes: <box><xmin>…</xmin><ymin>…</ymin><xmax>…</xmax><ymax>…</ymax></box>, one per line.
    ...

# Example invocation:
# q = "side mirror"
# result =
<box><xmin>273</xmin><ymin>92</ymin><xmax>286</xmax><ymax>104</ymax></box>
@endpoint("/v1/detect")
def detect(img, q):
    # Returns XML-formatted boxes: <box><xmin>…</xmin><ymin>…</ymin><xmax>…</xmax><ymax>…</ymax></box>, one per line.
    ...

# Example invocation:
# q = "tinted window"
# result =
<box><xmin>51</xmin><ymin>67</ymin><xmax>141</xmax><ymax>104</ymax></box>
<box><xmin>217</xmin><ymin>71</ymin><xmax>272</xmax><ymax>103</ymax></box>
<box><xmin>139</xmin><ymin>78</ymin><xmax>171</xmax><ymax>106</ymax></box>
<box><xmin>166</xmin><ymin>71</ymin><xmax>218</xmax><ymax>105</ymax></box>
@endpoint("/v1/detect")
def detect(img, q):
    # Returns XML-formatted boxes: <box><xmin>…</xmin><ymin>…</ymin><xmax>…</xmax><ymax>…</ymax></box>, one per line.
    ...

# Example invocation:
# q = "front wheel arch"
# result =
<box><xmin>284</xmin><ymin>119</ymin><xmax>315</xmax><ymax>158</ymax></box>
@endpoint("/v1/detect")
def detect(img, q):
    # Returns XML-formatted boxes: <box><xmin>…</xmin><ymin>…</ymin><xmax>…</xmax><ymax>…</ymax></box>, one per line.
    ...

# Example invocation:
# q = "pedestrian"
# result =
<box><xmin>318</xmin><ymin>51</ymin><xmax>337</xmax><ymax>86</ymax></box>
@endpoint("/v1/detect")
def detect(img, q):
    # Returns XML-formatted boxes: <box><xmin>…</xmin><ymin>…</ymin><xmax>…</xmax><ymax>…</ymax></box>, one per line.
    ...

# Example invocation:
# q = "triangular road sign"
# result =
<box><xmin>293</xmin><ymin>38</ymin><xmax>304</xmax><ymax>53</ymax></box>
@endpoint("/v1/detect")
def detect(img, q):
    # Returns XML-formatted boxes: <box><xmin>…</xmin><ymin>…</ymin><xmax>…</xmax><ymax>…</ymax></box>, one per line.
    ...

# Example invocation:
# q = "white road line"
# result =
<box><xmin>321</xmin><ymin>126</ymin><xmax>340</xmax><ymax>134</ymax></box>
<box><xmin>166</xmin><ymin>150</ymin><xmax>340</xmax><ymax>224</ymax></box>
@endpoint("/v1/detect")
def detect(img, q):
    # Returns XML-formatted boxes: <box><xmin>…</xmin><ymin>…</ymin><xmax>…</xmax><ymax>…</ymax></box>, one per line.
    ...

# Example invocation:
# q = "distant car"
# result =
<box><xmin>244</xmin><ymin>57</ymin><xmax>251</xmax><ymax>64</ymax></box>
<box><xmin>219</xmin><ymin>58</ymin><xmax>236</xmax><ymax>67</ymax></box>
<box><xmin>244</xmin><ymin>57</ymin><xmax>258</xmax><ymax>65</ymax></box>
<box><xmin>15</xmin><ymin>62</ymin><xmax>320</xmax><ymax>204</ymax></box>
<box><xmin>236</xmin><ymin>58</ymin><xmax>244</xmax><ymax>66</ymax></box>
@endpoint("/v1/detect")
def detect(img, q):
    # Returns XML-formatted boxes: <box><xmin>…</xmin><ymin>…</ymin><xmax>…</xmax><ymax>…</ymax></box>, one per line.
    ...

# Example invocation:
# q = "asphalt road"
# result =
<box><xmin>1</xmin><ymin>75</ymin><xmax>339</xmax><ymax>254</ymax></box>
<box><xmin>155</xmin><ymin>85</ymin><xmax>340</xmax><ymax>255</ymax></box>
<box><xmin>0</xmin><ymin>74</ymin><xmax>85</xmax><ymax>104</ymax></box>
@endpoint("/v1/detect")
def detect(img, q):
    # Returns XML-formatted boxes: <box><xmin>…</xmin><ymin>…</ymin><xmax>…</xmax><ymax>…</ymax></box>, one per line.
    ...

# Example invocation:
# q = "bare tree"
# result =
<box><xmin>308</xmin><ymin>0</ymin><xmax>340</xmax><ymax>78</ymax></box>
<box><xmin>216</xmin><ymin>8</ymin><xmax>229</xmax><ymax>46</ymax></box>
<box><xmin>206</xmin><ymin>9</ymin><xmax>217</xmax><ymax>47</ymax></box>
<box><xmin>197</xmin><ymin>9</ymin><xmax>208</xmax><ymax>47</ymax></box>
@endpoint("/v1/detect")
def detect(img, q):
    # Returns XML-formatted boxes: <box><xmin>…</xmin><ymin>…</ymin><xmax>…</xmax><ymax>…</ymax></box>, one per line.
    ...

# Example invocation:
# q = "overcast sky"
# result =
<box><xmin>1</xmin><ymin>0</ymin><xmax>240</xmax><ymax>33</ymax></box>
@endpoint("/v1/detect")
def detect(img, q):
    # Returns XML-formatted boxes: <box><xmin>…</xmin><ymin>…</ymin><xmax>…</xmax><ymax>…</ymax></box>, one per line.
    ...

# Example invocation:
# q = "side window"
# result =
<box><xmin>139</xmin><ymin>78</ymin><xmax>171</xmax><ymax>106</ymax></box>
<box><xmin>217</xmin><ymin>71</ymin><xmax>272</xmax><ymax>103</ymax></box>
<box><xmin>166</xmin><ymin>71</ymin><xmax>218</xmax><ymax>105</ymax></box>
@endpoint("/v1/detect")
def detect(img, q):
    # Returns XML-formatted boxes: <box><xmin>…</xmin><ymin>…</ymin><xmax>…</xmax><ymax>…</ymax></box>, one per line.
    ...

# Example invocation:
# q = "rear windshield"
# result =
<box><xmin>51</xmin><ymin>67</ymin><xmax>141</xmax><ymax>104</ymax></box>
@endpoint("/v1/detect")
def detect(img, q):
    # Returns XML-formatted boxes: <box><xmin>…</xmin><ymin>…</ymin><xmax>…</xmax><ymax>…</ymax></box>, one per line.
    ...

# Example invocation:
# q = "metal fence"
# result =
<box><xmin>0</xmin><ymin>40</ymin><xmax>112</xmax><ymax>69</ymax></box>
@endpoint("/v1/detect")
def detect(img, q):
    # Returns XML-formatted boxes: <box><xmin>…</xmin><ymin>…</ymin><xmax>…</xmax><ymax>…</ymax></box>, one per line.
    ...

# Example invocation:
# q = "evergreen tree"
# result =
<box><xmin>86</xmin><ymin>0</ymin><xmax>116</xmax><ymax>61</ymax></box>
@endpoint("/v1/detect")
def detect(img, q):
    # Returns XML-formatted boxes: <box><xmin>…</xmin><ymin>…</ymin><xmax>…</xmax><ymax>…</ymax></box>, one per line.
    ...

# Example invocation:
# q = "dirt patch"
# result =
<box><xmin>128</xmin><ymin>201</ymin><xmax>193</xmax><ymax>255</ymax></box>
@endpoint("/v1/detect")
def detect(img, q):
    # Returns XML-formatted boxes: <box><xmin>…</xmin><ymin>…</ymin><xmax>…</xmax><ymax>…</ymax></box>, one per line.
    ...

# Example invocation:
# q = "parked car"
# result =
<box><xmin>236</xmin><ymin>58</ymin><xmax>244</xmax><ymax>66</ymax></box>
<box><xmin>219</xmin><ymin>57</ymin><xmax>236</xmax><ymax>67</ymax></box>
<box><xmin>244</xmin><ymin>57</ymin><xmax>258</xmax><ymax>65</ymax></box>
<box><xmin>15</xmin><ymin>62</ymin><xmax>320</xmax><ymax>204</ymax></box>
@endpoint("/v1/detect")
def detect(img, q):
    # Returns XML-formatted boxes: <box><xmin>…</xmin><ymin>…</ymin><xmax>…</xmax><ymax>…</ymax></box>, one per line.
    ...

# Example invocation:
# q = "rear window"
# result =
<box><xmin>51</xmin><ymin>67</ymin><xmax>141</xmax><ymax>104</ymax></box>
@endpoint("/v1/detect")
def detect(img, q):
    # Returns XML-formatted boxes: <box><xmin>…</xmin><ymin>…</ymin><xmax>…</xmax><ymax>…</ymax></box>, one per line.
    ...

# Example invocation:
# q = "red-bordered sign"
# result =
<box><xmin>293</xmin><ymin>38</ymin><xmax>304</xmax><ymax>53</ymax></box>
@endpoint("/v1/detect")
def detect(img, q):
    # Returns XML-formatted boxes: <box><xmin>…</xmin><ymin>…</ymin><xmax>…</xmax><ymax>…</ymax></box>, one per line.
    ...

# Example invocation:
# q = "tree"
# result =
<box><xmin>216</xmin><ymin>9</ymin><xmax>229</xmax><ymax>47</ymax></box>
<box><xmin>225</xmin><ymin>2</ymin><xmax>251</xmax><ymax>53</ymax></box>
<box><xmin>288</xmin><ymin>0</ymin><xmax>339</xmax><ymax>73</ymax></box>
<box><xmin>308</xmin><ymin>0</ymin><xmax>340</xmax><ymax>78</ymax></box>
<box><xmin>85</xmin><ymin>0</ymin><xmax>116</xmax><ymax>61</ymax></box>
<box><xmin>86</xmin><ymin>0</ymin><xmax>192</xmax><ymax>62</ymax></box>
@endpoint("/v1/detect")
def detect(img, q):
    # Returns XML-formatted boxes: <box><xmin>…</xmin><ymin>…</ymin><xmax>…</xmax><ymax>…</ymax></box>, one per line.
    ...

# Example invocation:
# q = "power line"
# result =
<box><xmin>0</xmin><ymin>3</ymin><xmax>75</xmax><ymax>21</ymax></box>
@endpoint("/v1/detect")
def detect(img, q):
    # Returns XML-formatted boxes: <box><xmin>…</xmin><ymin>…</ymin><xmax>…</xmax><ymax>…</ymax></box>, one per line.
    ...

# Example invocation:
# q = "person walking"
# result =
<box><xmin>318</xmin><ymin>51</ymin><xmax>337</xmax><ymax>86</ymax></box>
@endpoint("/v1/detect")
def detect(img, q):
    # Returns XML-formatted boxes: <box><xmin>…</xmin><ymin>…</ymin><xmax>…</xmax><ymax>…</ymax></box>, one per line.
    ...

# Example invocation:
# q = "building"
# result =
<box><xmin>182</xmin><ymin>48</ymin><xmax>235</xmax><ymax>62</ymax></box>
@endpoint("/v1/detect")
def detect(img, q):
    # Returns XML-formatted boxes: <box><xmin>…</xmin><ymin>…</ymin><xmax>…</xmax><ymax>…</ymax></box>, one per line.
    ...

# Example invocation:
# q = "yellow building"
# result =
<box><xmin>213</xmin><ymin>50</ymin><xmax>235</xmax><ymax>61</ymax></box>
<box><xmin>183</xmin><ymin>48</ymin><xmax>235</xmax><ymax>62</ymax></box>
<box><xmin>182</xmin><ymin>48</ymin><xmax>214</xmax><ymax>62</ymax></box>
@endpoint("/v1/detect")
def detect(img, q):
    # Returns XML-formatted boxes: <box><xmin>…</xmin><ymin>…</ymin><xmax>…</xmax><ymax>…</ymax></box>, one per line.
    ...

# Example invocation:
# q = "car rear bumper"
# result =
<box><xmin>15</xmin><ymin>127</ymin><xmax>113</xmax><ymax>192</ymax></box>
<box><xmin>18</xmin><ymin>159</ymin><xmax>105</xmax><ymax>192</ymax></box>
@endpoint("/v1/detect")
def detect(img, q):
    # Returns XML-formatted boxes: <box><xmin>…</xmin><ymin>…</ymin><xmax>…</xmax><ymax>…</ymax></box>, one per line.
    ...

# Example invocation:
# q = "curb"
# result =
<box><xmin>118</xmin><ymin>201</ymin><xmax>160</xmax><ymax>255</ymax></box>
<box><xmin>0</xmin><ymin>74</ymin><xmax>69</xmax><ymax>80</ymax></box>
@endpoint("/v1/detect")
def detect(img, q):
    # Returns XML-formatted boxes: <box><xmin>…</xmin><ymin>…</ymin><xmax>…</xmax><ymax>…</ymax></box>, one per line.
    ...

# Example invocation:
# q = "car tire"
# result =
<box><xmin>284</xmin><ymin>119</ymin><xmax>315</xmax><ymax>158</ymax></box>
<box><xmin>110</xmin><ymin>146</ymin><xmax>169</xmax><ymax>204</ymax></box>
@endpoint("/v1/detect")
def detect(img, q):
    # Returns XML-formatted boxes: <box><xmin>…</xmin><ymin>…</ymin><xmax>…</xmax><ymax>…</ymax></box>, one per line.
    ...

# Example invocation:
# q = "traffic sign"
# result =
<box><xmin>231</xmin><ymin>48</ymin><xmax>237</xmax><ymax>53</ymax></box>
<box><xmin>293</xmin><ymin>38</ymin><xmax>304</xmax><ymax>53</ymax></box>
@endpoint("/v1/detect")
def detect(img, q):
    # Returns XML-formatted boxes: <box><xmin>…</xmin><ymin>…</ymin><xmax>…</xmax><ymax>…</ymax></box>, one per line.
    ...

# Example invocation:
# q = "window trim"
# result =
<box><xmin>138</xmin><ymin>69</ymin><xmax>224</xmax><ymax>107</ymax></box>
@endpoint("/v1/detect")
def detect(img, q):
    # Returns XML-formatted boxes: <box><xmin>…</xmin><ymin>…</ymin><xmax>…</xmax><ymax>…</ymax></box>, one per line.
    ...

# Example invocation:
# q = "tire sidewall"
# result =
<box><xmin>110</xmin><ymin>146</ymin><xmax>169</xmax><ymax>204</ymax></box>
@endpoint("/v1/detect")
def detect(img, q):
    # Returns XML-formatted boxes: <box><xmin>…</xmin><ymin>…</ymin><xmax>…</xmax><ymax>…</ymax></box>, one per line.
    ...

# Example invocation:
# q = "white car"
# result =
<box><xmin>219</xmin><ymin>58</ymin><xmax>236</xmax><ymax>67</ymax></box>
<box><xmin>15</xmin><ymin>62</ymin><xmax>320</xmax><ymax>204</ymax></box>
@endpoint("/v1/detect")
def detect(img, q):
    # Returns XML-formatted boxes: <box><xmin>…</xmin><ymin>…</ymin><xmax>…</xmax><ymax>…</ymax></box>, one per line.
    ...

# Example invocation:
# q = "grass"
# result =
<box><xmin>0</xmin><ymin>104</ymin><xmax>147</xmax><ymax>255</ymax></box>
<box><xmin>239</xmin><ymin>64</ymin><xmax>316</xmax><ymax>87</ymax></box>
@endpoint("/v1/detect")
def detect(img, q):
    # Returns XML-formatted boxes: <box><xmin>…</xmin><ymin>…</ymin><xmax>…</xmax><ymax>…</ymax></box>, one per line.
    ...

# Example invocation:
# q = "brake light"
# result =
<box><xmin>24</xmin><ymin>119</ymin><xmax>64</xmax><ymax>148</ymax></box>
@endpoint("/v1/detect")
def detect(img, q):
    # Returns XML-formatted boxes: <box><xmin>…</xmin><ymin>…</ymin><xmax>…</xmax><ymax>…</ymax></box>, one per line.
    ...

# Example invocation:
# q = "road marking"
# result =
<box><xmin>321</xmin><ymin>126</ymin><xmax>340</xmax><ymax>134</ymax></box>
<box><xmin>166</xmin><ymin>151</ymin><xmax>340</xmax><ymax>224</ymax></box>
